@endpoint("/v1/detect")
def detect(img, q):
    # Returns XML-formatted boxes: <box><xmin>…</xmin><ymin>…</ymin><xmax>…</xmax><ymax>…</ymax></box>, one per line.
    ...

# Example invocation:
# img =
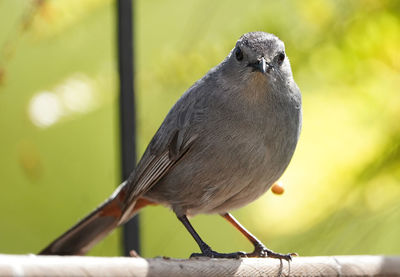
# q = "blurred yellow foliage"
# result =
<box><xmin>0</xmin><ymin>0</ymin><xmax>399</xmax><ymax>257</ymax></box>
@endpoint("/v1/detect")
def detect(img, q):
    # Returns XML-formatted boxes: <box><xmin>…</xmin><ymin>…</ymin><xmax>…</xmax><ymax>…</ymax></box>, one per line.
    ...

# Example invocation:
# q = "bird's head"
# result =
<box><xmin>226</xmin><ymin>32</ymin><xmax>293</xmax><ymax>83</ymax></box>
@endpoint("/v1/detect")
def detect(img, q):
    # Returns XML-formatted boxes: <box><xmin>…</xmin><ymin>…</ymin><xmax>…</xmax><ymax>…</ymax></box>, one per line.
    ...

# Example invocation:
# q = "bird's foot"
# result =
<box><xmin>190</xmin><ymin>245</ymin><xmax>246</xmax><ymax>259</ymax></box>
<box><xmin>246</xmin><ymin>243</ymin><xmax>297</xmax><ymax>261</ymax></box>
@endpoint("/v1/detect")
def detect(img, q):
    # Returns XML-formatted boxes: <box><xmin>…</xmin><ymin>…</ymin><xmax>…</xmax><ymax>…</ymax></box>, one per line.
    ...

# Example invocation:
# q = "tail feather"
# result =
<box><xmin>39</xmin><ymin>183</ymin><xmax>132</xmax><ymax>255</ymax></box>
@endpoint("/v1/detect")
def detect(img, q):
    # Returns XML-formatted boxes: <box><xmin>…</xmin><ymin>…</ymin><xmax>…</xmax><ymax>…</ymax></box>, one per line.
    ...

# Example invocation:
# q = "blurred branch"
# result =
<box><xmin>0</xmin><ymin>0</ymin><xmax>46</xmax><ymax>86</ymax></box>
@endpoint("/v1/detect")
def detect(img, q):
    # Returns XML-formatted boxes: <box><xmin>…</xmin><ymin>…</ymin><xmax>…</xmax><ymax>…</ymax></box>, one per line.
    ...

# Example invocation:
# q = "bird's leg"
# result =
<box><xmin>177</xmin><ymin>214</ymin><xmax>246</xmax><ymax>259</ymax></box>
<box><xmin>221</xmin><ymin>213</ymin><xmax>297</xmax><ymax>261</ymax></box>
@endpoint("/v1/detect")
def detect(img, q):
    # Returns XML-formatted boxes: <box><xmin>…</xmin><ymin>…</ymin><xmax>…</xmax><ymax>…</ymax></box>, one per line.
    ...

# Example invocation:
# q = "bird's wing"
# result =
<box><xmin>126</xmin><ymin>130</ymin><xmax>197</xmax><ymax>202</ymax></box>
<box><xmin>121</xmin><ymin>88</ymin><xmax>208</xmax><ymax>217</ymax></box>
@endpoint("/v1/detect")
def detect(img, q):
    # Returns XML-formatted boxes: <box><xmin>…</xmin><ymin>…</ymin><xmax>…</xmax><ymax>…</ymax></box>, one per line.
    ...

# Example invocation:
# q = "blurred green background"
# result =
<box><xmin>0</xmin><ymin>0</ymin><xmax>399</xmax><ymax>258</ymax></box>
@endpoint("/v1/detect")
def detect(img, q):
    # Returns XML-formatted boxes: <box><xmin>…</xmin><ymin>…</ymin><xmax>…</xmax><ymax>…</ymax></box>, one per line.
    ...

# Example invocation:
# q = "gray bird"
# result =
<box><xmin>39</xmin><ymin>31</ymin><xmax>302</xmax><ymax>261</ymax></box>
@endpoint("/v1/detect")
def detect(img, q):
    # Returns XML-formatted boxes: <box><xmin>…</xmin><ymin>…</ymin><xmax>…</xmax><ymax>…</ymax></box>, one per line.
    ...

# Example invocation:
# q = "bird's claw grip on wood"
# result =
<box><xmin>247</xmin><ymin>243</ymin><xmax>297</xmax><ymax>261</ymax></box>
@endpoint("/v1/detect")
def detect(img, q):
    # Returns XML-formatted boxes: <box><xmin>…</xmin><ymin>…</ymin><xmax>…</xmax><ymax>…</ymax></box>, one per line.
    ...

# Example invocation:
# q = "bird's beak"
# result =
<box><xmin>249</xmin><ymin>57</ymin><xmax>270</xmax><ymax>74</ymax></box>
<box><xmin>258</xmin><ymin>57</ymin><xmax>268</xmax><ymax>74</ymax></box>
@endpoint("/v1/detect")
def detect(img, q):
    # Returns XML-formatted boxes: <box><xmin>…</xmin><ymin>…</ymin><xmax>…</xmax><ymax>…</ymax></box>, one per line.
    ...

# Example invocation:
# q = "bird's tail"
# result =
<box><xmin>39</xmin><ymin>181</ymin><xmax>138</xmax><ymax>255</ymax></box>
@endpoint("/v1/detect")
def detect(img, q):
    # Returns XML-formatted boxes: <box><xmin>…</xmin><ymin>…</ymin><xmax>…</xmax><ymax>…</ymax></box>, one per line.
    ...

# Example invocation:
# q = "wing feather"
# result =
<box><xmin>120</xmin><ymin>84</ymin><xmax>206</xmax><ymax>216</ymax></box>
<box><xmin>134</xmin><ymin>151</ymin><xmax>170</xmax><ymax>194</ymax></box>
<box><xmin>123</xmin><ymin>133</ymin><xmax>196</xmax><ymax>212</ymax></box>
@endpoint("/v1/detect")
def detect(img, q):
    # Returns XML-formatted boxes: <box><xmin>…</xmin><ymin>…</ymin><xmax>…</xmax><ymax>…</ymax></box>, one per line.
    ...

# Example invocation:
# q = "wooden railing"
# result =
<box><xmin>0</xmin><ymin>254</ymin><xmax>399</xmax><ymax>276</ymax></box>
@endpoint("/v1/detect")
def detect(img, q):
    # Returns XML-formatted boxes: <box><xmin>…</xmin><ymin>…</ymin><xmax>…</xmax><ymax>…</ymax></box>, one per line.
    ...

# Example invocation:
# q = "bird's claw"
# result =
<box><xmin>247</xmin><ymin>244</ymin><xmax>297</xmax><ymax>261</ymax></box>
<box><xmin>190</xmin><ymin>243</ymin><xmax>297</xmax><ymax>261</ymax></box>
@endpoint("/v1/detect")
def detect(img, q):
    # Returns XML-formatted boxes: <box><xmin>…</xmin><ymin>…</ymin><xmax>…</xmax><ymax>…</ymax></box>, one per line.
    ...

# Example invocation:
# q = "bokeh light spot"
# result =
<box><xmin>29</xmin><ymin>91</ymin><xmax>63</xmax><ymax>128</ymax></box>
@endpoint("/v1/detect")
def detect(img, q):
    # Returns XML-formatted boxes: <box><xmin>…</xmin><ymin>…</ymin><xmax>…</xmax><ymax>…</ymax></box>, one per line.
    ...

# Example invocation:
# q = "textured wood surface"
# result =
<box><xmin>0</xmin><ymin>254</ymin><xmax>399</xmax><ymax>276</ymax></box>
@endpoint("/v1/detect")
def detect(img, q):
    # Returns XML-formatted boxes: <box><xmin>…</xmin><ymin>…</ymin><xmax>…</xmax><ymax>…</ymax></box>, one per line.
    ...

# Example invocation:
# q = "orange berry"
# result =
<box><xmin>271</xmin><ymin>182</ymin><xmax>285</xmax><ymax>195</ymax></box>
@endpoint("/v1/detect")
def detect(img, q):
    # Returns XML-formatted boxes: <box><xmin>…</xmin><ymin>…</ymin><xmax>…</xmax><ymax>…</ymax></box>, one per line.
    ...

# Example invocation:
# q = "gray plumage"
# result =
<box><xmin>40</xmin><ymin>31</ymin><xmax>302</xmax><ymax>257</ymax></box>
<box><xmin>140</xmin><ymin>31</ymin><xmax>301</xmax><ymax>216</ymax></box>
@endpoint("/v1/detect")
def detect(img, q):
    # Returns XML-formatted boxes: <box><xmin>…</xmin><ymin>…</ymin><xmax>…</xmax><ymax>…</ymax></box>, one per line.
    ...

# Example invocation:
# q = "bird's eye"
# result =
<box><xmin>235</xmin><ymin>48</ymin><xmax>243</xmax><ymax>61</ymax></box>
<box><xmin>276</xmin><ymin>52</ymin><xmax>285</xmax><ymax>65</ymax></box>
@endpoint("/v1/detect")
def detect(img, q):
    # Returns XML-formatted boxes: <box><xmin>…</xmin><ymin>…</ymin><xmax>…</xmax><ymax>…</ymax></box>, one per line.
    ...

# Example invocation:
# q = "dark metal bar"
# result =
<box><xmin>116</xmin><ymin>0</ymin><xmax>140</xmax><ymax>256</ymax></box>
